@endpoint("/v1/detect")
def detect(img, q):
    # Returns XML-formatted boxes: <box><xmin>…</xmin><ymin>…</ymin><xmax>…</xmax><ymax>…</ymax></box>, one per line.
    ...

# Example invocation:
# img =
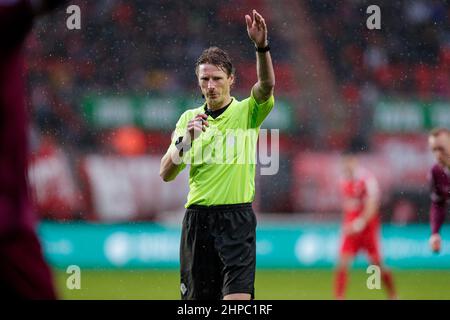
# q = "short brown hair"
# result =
<box><xmin>429</xmin><ymin>127</ymin><xmax>450</xmax><ymax>137</ymax></box>
<box><xmin>195</xmin><ymin>47</ymin><xmax>235</xmax><ymax>77</ymax></box>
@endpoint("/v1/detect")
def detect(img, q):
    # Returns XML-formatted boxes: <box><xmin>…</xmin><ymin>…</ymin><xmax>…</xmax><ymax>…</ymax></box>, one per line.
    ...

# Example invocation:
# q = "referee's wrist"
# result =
<box><xmin>175</xmin><ymin>136</ymin><xmax>192</xmax><ymax>152</ymax></box>
<box><xmin>255</xmin><ymin>41</ymin><xmax>270</xmax><ymax>53</ymax></box>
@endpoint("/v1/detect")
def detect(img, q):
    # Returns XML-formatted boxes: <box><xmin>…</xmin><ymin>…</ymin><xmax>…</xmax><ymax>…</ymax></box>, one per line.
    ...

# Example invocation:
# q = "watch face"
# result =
<box><xmin>175</xmin><ymin>136</ymin><xmax>183</xmax><ymax>145</ymax></box>
<box><xmin>175</xmin><ymin>136</ymin><xmax>185</xmax><ymax>151</ymax></box>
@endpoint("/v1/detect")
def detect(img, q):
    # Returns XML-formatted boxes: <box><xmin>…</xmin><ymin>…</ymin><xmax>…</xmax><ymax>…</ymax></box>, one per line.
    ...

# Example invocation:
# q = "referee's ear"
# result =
<box><xmin>229</xmin><ymin>74</ymin><xmax>235</xmax><ymax>89</ymax></box>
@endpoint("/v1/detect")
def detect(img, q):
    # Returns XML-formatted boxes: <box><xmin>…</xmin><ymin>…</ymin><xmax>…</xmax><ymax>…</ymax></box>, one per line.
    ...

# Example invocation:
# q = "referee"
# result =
<box><xmin>160</xmin><ymin>9</ymin><xmax>275</xmax><ymax>300</ymax></box>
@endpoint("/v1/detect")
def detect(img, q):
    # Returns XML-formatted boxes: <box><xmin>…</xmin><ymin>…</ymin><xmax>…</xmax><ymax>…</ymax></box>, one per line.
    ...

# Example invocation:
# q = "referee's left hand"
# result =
<box><xmin>245</xmin><ymin>9</ymin><xmax>268</xmax><ymax>48</ymax></box>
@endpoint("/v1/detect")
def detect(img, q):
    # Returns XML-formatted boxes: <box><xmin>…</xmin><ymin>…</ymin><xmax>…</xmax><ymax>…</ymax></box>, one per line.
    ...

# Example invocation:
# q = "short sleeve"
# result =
<box><xmin>248</xmin><ymin>89</ymin><xmax>275</xmax><ymax>128</ymax></box>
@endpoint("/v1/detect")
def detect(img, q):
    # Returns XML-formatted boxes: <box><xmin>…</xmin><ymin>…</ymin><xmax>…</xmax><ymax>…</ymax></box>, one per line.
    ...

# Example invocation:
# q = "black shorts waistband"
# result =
<box><xmin>187</xmin><ymin>203</ymin><xmax>253</xmax><ymax>211</ymax></box>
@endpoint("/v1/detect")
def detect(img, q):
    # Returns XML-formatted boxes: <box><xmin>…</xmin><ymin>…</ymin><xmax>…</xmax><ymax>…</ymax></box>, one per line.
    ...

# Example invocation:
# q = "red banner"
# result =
<box><xmin>29</xmin><ymin>141</ymin><xmax>81</xmax><ymax>219</ymax></box>
<box><xmin>80</xmin><ymin>155</ymin><xmax>189</xmax><ymax>221</ymax></box>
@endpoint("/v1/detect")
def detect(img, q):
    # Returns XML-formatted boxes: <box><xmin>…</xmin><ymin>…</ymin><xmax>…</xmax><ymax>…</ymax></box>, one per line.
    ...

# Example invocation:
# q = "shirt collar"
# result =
<box><xmin>204</xmin><ymin>98</ymin><xmax>234</xmax><ymax>119</ymax></box>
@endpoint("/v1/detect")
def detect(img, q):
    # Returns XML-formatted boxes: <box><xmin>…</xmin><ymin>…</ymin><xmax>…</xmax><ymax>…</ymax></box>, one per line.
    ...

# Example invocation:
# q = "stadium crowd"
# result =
<box><xmin>308</xmin><ymin>0</ymin><xmax>450</xmax><ymax>102</ymax></box>
<box><xmin>26</xmin><ymin>0</ymin><xmax>291</xmax><ymax>152</ymax></box>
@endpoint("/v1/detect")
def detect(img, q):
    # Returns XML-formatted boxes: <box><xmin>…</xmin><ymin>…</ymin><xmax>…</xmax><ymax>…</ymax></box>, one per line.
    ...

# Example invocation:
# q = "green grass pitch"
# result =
<box><xmin>53</xmin><ymin>269</ymin><xmax>450</xmax><ymax>300</ymax></box>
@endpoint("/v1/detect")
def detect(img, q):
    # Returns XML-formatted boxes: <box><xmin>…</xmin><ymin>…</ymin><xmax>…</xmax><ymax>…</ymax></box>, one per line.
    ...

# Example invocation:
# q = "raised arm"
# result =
<box><xmin>245</xmin><ymin>10</ymin><xmax>275</xmax><ymax>103</ymax></box>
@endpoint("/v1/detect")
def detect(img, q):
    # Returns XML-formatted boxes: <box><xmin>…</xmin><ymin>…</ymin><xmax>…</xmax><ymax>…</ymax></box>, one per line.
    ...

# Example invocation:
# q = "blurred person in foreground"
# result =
<box><xmin>0</xmin><ymin>0</ymin><xmax>65</xmax><ymax>299</ymax></box>
<box><xmin>334</xmin><ymin>151</ymin><xmax>397</xmax><ymax>300</ymax></box>
<box><xmin>428</xmin><ymin>128</ymin><xmax>450</xmax><ymax>253</ymax></box>
<box><xmin>160</xmin><ymin>10</ymin><xmax>275</xmax><ymax>300</ymax></box>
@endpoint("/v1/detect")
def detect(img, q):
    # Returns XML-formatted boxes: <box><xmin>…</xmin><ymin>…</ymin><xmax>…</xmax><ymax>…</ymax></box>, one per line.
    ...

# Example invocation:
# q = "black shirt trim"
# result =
<box><xmin>204</xmin><ymin>98</ymin><xmax>233</xmax><ymax>119</ymax></box>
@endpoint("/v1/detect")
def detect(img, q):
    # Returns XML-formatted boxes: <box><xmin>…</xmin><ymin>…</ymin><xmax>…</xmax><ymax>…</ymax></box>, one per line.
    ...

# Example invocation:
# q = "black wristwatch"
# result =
<box><xmin>256</xmin><ymin>42</ymin><xmax>270</xmax><ymax>52</ymax></box>
<box><xmin>175</xmin><ymin>136</ymin><xmax>192</xmax><ymax>152</ymax></box>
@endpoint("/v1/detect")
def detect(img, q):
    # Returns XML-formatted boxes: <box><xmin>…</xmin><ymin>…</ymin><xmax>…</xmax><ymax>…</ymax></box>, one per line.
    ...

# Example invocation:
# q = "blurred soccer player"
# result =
<box><xmin>160</xmin><ymin>10</ymin><xmax>275</xmax><ymax>300</ymax></box>
<box><xmin>334</xmin><ymin>152</ymin><xmax>396</xmax><ymax>300</ymax></box>
<box><xmin>428</xmin><ymin>128</ymin><xmax>450</xmax><ymax>253</ymax></box>
<box><xmin>0</xmin><ymin>0</ymin><xmax>65</xmax><ymax>299</ymax></box>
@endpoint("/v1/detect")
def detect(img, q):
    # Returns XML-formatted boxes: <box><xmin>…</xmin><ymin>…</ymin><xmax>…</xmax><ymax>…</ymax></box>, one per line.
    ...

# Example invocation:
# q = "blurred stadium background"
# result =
<box><xmin>25</xmin><ymin>0</ymin><xmax>450</xmax><ymax>299</ymax></box>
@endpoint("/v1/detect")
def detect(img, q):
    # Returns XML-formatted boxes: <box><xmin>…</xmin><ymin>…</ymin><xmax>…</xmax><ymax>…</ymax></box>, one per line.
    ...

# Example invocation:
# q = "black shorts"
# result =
<box><xmin>180</xmin><ymin>203</ymin><xmax>256</xmax><ymax>300</ymax></box>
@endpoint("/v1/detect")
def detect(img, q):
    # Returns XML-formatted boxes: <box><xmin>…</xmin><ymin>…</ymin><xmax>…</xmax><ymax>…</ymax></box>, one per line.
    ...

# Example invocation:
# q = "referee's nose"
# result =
<box><xmin>207</xmin><ymin>79</ymin><xmax>216</xmax><ymax>90</ymax></box>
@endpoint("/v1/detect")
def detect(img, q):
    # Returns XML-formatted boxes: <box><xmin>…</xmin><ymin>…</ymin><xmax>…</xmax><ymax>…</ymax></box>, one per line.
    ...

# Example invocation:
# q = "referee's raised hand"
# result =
<box><xmin>186</xmin><ymin>113</ymin><xmax>209</xmax><ymax>142</ymax></box>
<box><xmin>245</xmin><ymin>9</ymin><xmax>268</xmax><ymax>48</ymax></box>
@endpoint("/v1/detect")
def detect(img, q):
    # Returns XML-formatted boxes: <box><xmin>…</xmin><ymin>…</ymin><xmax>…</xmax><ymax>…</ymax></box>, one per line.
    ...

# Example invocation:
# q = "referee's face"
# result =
<box><xmin>197</xmin><ymin>64</ymin><xmax>234</xmax><ymax>109</ymax></box>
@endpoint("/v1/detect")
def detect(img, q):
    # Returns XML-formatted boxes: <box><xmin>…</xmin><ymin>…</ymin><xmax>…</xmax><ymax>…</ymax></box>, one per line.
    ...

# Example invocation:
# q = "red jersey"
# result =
<box><xmin>340</xmin><ymin>167</ymin><xmax>380</xmax><ymax>230</ymax></box>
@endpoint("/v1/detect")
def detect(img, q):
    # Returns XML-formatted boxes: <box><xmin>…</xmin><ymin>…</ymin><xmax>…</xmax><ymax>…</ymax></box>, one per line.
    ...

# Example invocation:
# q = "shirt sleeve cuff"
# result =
<box><xmin>250</xmin><ymin>88</ymin><xmax>274</xmax><ymax>107</ymax></box>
